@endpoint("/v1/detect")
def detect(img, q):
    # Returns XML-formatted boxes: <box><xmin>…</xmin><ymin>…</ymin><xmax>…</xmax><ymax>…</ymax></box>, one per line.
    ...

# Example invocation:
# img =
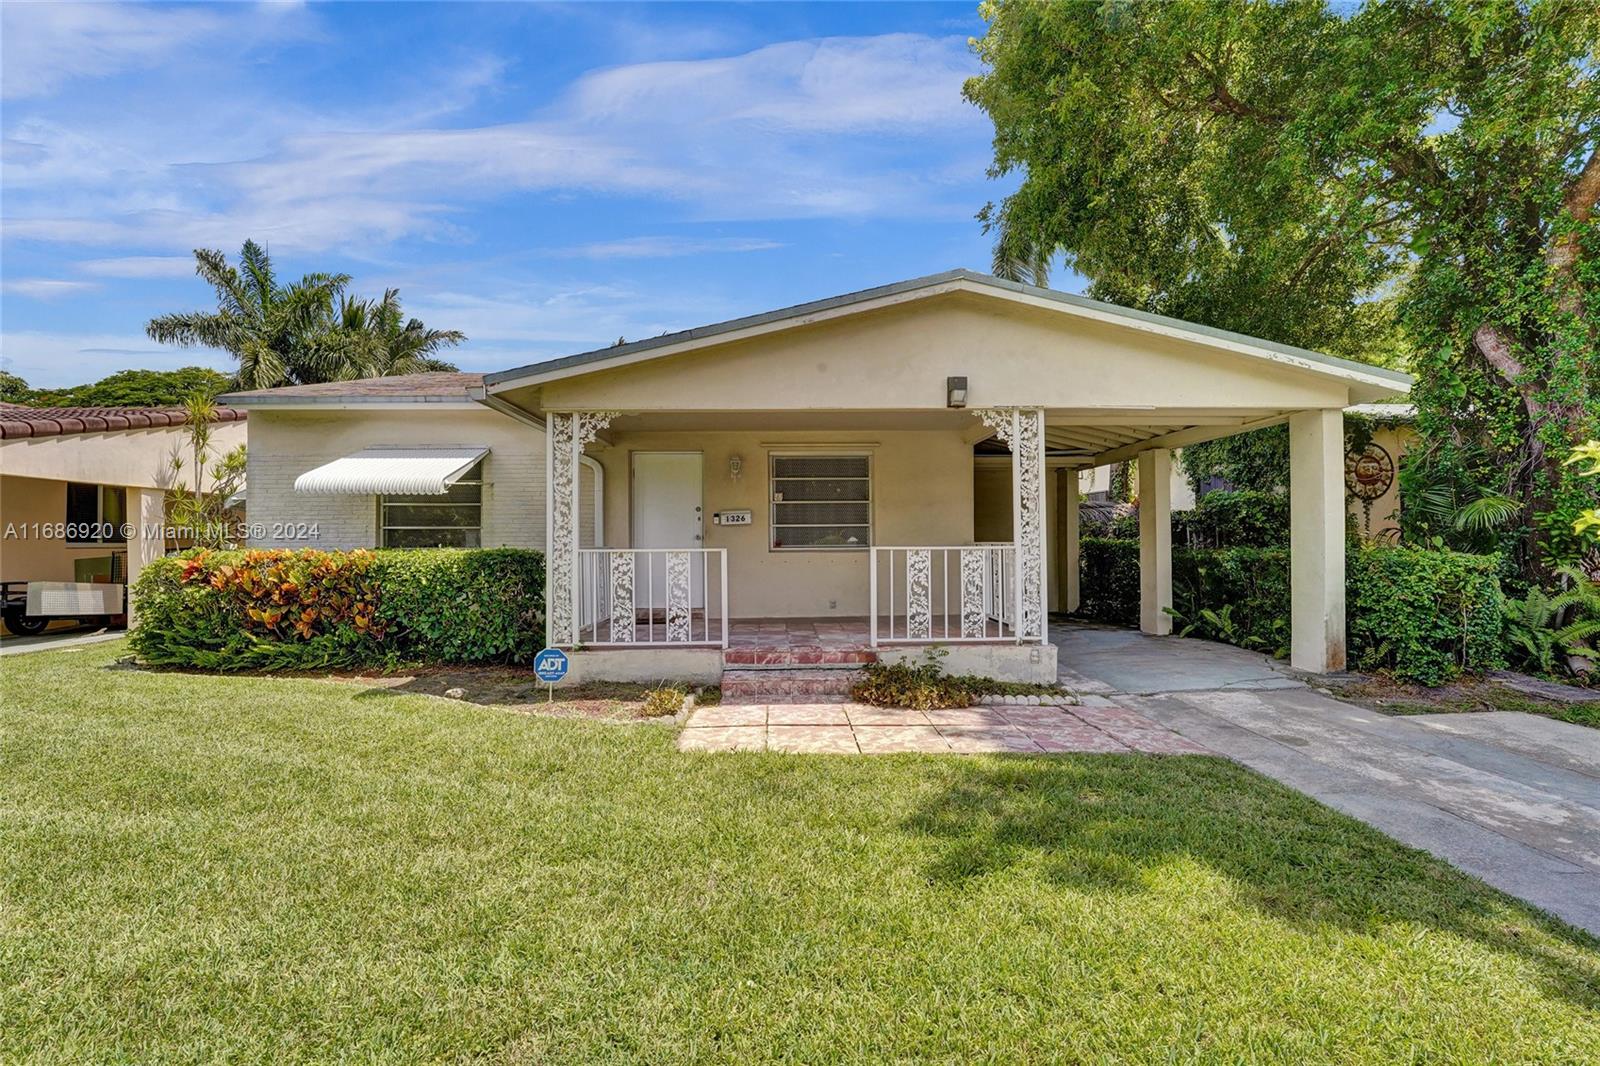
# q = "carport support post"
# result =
<box><xmin>1137</xmin><ymin>449</ymin><xmax>1172</xmax><ymax>635</ymax></box>
<box><xmin>1289</xmin><ymin>408</ymin><xmax>1347</xmax><ymax>673</ymax></box>
<box><xmin>123</xmin><ymin>486</ymin><xmax>165</xmax><ymax>628</ymax></box>
<box><xmin>1062</xmin><ymin>468</ymin><xmax>1080</xmax><ymax>614</ymax></box>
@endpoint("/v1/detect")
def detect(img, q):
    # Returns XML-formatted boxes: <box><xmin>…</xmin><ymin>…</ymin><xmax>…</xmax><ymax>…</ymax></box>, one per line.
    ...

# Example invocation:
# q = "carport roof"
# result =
<box><xmin>482</xmin><ymin>268</ymin><xmax>1413</xmax><ymax>398</ymax></box>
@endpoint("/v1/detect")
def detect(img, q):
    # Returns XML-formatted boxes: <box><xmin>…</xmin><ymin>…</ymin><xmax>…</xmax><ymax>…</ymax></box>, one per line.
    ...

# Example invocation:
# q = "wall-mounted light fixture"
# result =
<box><xmin>728</xmin><ymin>454</ymin><xmax>744</xmax><ymax>480</ymax></box>
<box><xmin>946</xmin><ymin>376</ymin><xmax>968</xmax><ymax>408</ymax></box>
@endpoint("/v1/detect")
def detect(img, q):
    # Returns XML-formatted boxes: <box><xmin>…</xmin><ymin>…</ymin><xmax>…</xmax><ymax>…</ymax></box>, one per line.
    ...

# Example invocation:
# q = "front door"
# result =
<box><xmin>631</xmin><ymin>452</ymin><xmax>704</xmax><ymax>610</ymax></box>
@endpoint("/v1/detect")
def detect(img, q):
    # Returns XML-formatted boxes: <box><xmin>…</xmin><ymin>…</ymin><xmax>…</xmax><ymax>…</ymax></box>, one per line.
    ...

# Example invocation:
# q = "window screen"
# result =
<box><xmin>380</xmin><ymin>461</ymin><xmax>483</xmax><ymax>548</ymax></box>
<box><xmin>770</xmin><ymin>454</ymin><xmax>870</xmax><ymax>550</ymax></box>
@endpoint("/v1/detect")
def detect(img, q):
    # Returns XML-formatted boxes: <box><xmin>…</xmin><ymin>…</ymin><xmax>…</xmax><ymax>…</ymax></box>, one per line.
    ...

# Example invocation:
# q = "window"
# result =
<box><xmin>380</xmin><ymin>461</ymin><xmax>483</xmax><ymax>548</ymax></box>
<box><xmin>65</xmin><ymin>483</ymin><xmax>126</xmax><ymax>544</ymax></box>
<box><xmin>770</xmin><ymin>454</ymin><xmax>870</xmax><ymax>550</ymax></box>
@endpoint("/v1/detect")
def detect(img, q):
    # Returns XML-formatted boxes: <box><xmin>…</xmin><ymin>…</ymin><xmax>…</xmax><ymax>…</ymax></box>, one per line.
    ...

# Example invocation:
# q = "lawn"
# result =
<box><xmin>3</xmin><ymin>642</ymin><xmax>1598</xmax><ymax>1063</ymax></box>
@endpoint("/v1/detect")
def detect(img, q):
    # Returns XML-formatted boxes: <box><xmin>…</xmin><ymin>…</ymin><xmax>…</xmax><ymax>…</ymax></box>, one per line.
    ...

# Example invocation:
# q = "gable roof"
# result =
<box><xmin>483</xmin><ymin>269</ymin><xmax>1413</xmax><ymax>398</ymax></box>
<box><xmin>0</xmin><ymin>403</ymin><xmax>245</xmax><ymax>440</ymax></box>
<box><xmin>219</xmin><ymin>372</ymin><xmax>485</xmax><ymax>406</ymax></box>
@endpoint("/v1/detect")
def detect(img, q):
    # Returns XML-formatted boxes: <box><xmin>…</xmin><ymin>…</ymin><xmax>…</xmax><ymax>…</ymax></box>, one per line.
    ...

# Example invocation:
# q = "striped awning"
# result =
<box><xmin>293</xmin><ymin>446</ymin><xmax>488</xmax><ymax>495</ymax></box>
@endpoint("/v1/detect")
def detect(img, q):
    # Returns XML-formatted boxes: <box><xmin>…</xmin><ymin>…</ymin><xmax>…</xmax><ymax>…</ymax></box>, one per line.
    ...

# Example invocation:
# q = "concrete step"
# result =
<box><xmin>721</xmin><ymin>668</ymin><xmax>861</xmax><ymax>700</ymax></box>
<box><xmin>723</xmin><ymin>647</ymin><xmax>877</xmax><ymax>667</ymax></box>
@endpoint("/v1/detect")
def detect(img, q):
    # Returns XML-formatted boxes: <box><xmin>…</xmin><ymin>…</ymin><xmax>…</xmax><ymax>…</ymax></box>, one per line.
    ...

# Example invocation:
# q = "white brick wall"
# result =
<box><xmin>244</xmin><ymin>407</ymin><xmax>567</xmax><ymax>550</ymax></box>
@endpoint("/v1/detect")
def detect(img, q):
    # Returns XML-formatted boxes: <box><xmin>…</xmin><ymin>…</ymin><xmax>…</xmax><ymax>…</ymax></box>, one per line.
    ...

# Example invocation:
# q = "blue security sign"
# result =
<box><xmin>533</xmin><ymin>648</ymin><xmax>570</xmax><ymax>683</ymax></box>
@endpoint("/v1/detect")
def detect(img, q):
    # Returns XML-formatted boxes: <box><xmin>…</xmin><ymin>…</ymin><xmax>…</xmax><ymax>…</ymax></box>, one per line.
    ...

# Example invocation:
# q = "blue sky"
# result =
<box><xmin>1</xmin><ymin>1</ymin><xmax>1066</xmax><ymax>388</ymax></box>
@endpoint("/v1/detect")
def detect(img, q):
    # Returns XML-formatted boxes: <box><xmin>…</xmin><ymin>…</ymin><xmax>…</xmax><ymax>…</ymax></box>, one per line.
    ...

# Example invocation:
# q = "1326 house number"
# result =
<box><xmin>715</xmin><ymin>511</ymin><xmax>753</xmax><ymax>525</ymax></box>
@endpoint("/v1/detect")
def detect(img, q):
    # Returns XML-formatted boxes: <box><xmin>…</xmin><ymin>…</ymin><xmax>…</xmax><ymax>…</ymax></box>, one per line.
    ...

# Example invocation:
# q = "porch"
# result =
<box><xmin>476</xmin><ymin>270</ymin><xmax>1412</xmax><ymax>683</ymax></box>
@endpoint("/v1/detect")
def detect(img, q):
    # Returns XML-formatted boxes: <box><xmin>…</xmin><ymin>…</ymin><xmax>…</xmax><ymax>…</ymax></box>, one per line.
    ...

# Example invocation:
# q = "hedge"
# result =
<box><xmin>1108</xmin><ymin>490</ymin><xmax>1289</xmax><ymax>547</ymax></box>
<box><xmin>1076</xmin><ymin>538</ymin><xmax>1506</xmax><ymax>685</ymax></box>
<box><xmin>130</xmin><ymin>547</ymin><xmax>544</xmax><ymax>671</ymax></box>
<box><xmin>1346</xmin><ymin>547</ymin><xmax>1506</xmax><ymax>686</ymax></box>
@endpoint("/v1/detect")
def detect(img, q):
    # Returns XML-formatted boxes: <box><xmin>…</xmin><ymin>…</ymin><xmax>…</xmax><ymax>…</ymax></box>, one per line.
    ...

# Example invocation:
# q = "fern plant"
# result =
<box><xmin>1551</xmin><ymin>565</ymin><xmax>1600</xmax><ymax>670</ymax></box>
<box><xmin>1504</xmin><ymin>586</ymin><xmax>1562</xmax><ymax>676</ymax></box>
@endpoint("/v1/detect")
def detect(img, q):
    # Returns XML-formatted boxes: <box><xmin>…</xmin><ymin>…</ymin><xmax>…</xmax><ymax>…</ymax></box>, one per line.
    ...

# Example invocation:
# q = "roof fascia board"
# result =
<box><xmin>219</xmin><ymin>398</ymin><xmax>481</xmax><ymax>410</ymax></box>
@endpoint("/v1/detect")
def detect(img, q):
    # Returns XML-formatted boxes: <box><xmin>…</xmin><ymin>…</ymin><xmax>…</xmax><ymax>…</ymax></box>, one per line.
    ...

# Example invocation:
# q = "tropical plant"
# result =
<box><xmin>1551</xmin><ymin>565</ymin><xmax>1600</xmax><ymax>672</ymax></box>
<box><xmin>334</xmin><ymin>289</ymin><xmax>462</xmax><ymax>377</ymax></box>
<box><xmin>1167</xmin><ymin>602</ymin><xmax>1271</xmax><ymax>651</ymax></box>
<box><xmin>147</xmin><ymin>241</ymin><xmax>464</xmax><ymax>389</ymax></box>
<box><xmin>146</xmin><ymin>241</ymin><xmax>350</xmax><ymax>390</ymax></box>
<box><xmin>1569</xmin><ymin>441</ymin><xmax>1600</xmax><ymax>539</ymax></box>
<box><xmin>967</xmin><ymin>1</ymin><xmax>1600</xmax><ymax>576</ymax></box>
<box><xmin>165</xmin><ymin>391</ymin><xmax>246</xmax><ymax>550</ymax></box>
<box><xmin>1504</xmin><ymin>586</ymin><xmax>1564</xmax><ymax>676</ymax></box>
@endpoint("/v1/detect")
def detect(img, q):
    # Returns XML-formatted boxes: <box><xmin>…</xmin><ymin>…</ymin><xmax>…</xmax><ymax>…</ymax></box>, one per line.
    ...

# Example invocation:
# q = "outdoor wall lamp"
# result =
<box><xmin>946</xmin><ymin>376</ymin><xmax>968</xmax><ymax>408</ymax></box>
<box><xmin>728</xmin><ymin>454</ymin><xmax>744</xmax><ymax>480</ymax></box>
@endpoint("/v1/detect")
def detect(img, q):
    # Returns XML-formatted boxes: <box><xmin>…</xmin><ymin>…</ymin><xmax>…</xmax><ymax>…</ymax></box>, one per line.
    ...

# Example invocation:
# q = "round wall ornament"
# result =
<box><xmin>1345</xmin><ymin>443</ymin><xmax>1395</xmax><ymax>501</ymax></box>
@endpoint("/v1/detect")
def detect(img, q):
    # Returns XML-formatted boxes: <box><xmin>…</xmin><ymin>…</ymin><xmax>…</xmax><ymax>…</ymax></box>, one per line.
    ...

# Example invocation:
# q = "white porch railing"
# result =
<box><xmin>576</xmin><ymin>548</ymin><xmax>729</xmax><ymax>647</ymax></box>
<box><xmin>869</xmin><ymin>544</ymin><xmax>1022</xmax><ymax>645</ymax></box>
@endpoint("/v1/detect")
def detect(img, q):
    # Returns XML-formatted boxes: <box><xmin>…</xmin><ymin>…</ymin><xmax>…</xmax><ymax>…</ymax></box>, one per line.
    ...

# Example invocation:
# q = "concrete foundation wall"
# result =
<box><xmin>562</xmin><ymin>647</ymin><xmax>724</xmax><ymax>686</ymax></box>
<box><xmin>877</xmin><ymin>642</ymin><xmax>1058</xmax><ymax>685</ymax></box>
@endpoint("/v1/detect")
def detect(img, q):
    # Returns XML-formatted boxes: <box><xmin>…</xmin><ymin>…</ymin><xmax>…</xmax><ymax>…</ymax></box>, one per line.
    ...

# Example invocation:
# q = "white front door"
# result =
<box><xmin>631</xmin><ymin>452</ymin><xmax>704</xmax><ymax>610</ymax></box>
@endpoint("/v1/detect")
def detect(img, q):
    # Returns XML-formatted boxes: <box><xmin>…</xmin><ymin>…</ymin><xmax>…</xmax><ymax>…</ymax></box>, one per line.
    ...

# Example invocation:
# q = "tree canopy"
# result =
<box><xmin>146</xmin><ymin>241</ymin><xmax>462</xmax><ymax>391</ymax></box>
<box><xmin>967</xmin><ymin>0</ymin><xmax>1600</xmax><ymax>572</ymax></box>
<box><xmin>1</xmin><ymin>367</ymin><xmax>232</xmax><ymax>408</ymax></box>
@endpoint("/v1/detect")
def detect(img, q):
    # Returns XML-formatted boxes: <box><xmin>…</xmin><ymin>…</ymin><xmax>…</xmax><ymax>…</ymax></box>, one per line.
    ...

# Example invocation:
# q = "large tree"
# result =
<box><xmin>147</xmin><ymin>241</ymin><xmax>460</xmax><ymax>390</ymax></box>
<box><xmin>967</xmin><ymin>0</ymin><xmax>1600</xmax><ymax>571</ymax></box>
<box><xmin>334</xmin><ymin>289</ymin><xmax>464</xmax><ymax>378</ymax></box>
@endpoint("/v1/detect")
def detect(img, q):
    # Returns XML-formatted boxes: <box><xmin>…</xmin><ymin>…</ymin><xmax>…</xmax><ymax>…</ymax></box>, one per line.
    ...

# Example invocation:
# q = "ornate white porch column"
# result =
<box><xmin>980</xmin><ymin>407</ymin><xmax>1048</xmax><ymax>643</ymax></box>
<box><xmin>545</xmin><ymin>411</ymin><xmax>616</xmax><ymax>647</ymax></box>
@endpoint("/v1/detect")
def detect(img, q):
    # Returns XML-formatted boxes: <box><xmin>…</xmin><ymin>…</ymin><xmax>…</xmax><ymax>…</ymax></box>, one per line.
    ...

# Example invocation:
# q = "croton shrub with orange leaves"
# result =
<box><xmin>130</xmin><ymin>547</ymin><xmax>543</xmax><ymax>671</ymax></box>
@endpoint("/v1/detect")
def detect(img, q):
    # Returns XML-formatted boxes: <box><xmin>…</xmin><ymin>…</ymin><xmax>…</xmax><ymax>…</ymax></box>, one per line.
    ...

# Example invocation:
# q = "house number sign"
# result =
<box><xmin>714</xmin><ymin>510</ymin><xmax>753</xmax><ymax>526</ymax></box>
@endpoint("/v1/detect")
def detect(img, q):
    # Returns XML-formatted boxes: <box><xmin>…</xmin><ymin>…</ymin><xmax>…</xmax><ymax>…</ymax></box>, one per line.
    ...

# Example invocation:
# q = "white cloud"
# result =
<box><xmin>0</xmin><ymin>330</ymin><xmax>231</xmax><ymax>387</ymax></box>
<box><xmin>1</xmin><ymin>278</ymin><xmax>98</xmax><ymax>299</ymax></box>
<box><xmin>547</xmin><ymin>237</ymin><xmax>782</xmax><ymax>260</ymax></box>
<box><xmin>1</xmin><ymin>32</ymin><xmax>986</xmax><ymax>254</ymax></box>
<box><xmin>0</xmin><ymin>2</ymin><xmax>309</xmax><ymax>100</ymax></box>
<box><xmin>77</xmin><ymin>256</ymin><xmax>200</xmax><ymax>279</ymax></box>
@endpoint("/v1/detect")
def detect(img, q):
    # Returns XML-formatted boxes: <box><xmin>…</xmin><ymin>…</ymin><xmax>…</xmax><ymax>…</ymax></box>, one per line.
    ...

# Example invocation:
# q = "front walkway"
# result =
<box><xmin>680</xmin><ymin>700</ymin><xmax>1209</xmax><ymax>755</ymax></box>
<box><xmin>1054</xmin><ymin>622</ymin><xmax>1600</xmax><ymax>937</ymax></box>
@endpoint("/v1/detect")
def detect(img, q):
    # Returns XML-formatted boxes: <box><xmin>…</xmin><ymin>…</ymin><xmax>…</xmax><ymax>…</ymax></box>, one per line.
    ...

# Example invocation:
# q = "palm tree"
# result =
<box><xmin>334</xmin><ymin>289</ymin><xmax>463</xmax><ymax>378</ymax></box>
<box><xmin>147</xmin><ymin>242</ymin><xmax>466</xmax><ymax>389</ymax></box>
<box><xmin>147</xmin><ymin>241</ymin><xmax>349</xmax><ymax>390</ymax></box>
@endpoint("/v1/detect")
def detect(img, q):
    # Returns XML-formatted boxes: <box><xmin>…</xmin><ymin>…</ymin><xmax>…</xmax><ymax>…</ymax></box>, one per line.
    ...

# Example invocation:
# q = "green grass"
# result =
<box><xmin>3</xmin><ymin>641</ymin><xmax>1598</xmax><ymax>1063</ymax></box>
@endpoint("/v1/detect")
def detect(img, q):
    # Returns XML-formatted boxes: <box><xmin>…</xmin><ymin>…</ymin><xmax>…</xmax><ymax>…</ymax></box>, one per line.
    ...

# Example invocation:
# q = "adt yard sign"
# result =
<box><xmin>534</xmin><ymin>648</ymin><xmax>569</xmax><ymax>683</ymax></box>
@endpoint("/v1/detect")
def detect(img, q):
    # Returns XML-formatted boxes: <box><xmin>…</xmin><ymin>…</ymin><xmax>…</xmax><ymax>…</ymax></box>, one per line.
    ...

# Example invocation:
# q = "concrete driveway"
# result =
<box><xmin>1055</xmin><ymin>623</ymin><xmax>1600</xmax><ymax>937</ymax></box>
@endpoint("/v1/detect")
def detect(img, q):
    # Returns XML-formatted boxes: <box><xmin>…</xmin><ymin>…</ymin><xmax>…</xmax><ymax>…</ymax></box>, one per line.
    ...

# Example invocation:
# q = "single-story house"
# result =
<box><xmin>221</xmin><ymin>270</ymin><xmax>1411</xmax><ymax>683</ymax></box>
<box><xmin>0</xmin><ymin>402</ymin><xmax>247</xmax><ymax>632</ymax></box>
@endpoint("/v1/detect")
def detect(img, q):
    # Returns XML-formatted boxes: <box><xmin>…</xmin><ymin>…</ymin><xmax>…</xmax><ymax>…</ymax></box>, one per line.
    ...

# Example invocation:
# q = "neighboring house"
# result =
<box><xmin>221</xmin><ymin>270</ymin><xmax>1411</xmax><ymax>681</ymax></box>
<box><xmin>0</xmin><ymin>403</ymin><xmax>247</xmax><ymax>632</ymax></box>
<box><xmin>1344</xmin><ymin>403</ymin><xmax>1418</xmax><ymax>542</ymax></box>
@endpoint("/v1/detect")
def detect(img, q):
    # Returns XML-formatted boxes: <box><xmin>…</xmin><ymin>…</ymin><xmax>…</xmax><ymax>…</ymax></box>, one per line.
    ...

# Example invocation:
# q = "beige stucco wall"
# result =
<box><xmin>245</xmin><ymin>407</ymin><xmax>568</xmax><ymax>550</ymax></box>
<box><xmin>590</xmin><ymin>429</ymin><xmax>977</xmax><ymax>618</ymax></box>
<box><xmin>0</xmin><ymin>475</ymin><xmax>77</xmax><ymax>582</ymax></box>
<box><xmin>0</xmin><ymin>420</ymin><xmax>245</xmax><ymax>489</ymax></box>
<box><xmin>1349</xmin><ymin>424</ymin><xmax>1415</xmax><ymax>541</ymax></box>
<box><xmin>0</xmin><ymin>420</ymin><xmax>247</xmax><ymax>587</ymax></box>
<box><xmin>519</xmin><ymin>293</ymin><xmax>1355</xmax><ymax>414</ymax></box>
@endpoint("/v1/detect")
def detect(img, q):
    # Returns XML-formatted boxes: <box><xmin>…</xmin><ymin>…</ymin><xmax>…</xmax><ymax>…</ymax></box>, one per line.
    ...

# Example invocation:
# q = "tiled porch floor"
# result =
<box><xmin>679</xmin><ymin>700</ymin><xmax>1210</xmax><ymax>755</ymax></box>
<box><xmin>581</xmin><ymin>616</ymin><xmax>1015</xmax><ymax>653</ymax></box>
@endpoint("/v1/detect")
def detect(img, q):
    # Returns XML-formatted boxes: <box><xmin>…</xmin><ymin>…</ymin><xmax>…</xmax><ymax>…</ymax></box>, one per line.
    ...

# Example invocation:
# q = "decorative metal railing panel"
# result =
<box><xmin>577</xmin><ymin>547</ymin><xmax>728</xmax><ymax>647</ymax></box>
<box><xmin>870</xmin><ymin>544</ymin><xmax>1019</xmax><ymax>645</ymax></box>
